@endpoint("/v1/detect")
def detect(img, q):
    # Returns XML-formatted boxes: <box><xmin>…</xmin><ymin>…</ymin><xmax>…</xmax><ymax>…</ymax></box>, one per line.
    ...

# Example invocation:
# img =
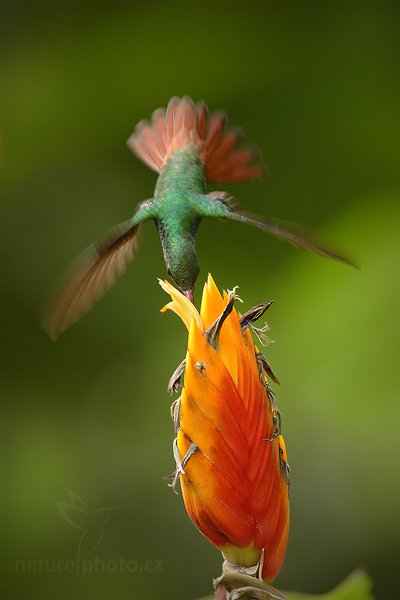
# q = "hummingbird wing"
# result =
<box><xmin>43</xmin><ymin>221</ymin><xmax>141</xmax><ymax>340</ymax></box>
<box><xmin>231</xmin><ymin>211</ymin><xmax>358</xmax><ymax>268</ymax></box>
<box><xmin>193</xmin><ymin>194</ymin><xmax>357</xmax><ymax>268</ymax></box>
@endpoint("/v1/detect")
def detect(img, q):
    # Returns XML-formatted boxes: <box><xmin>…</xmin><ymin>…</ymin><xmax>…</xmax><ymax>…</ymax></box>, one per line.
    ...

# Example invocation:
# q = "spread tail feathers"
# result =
<box><xmin>42</xmin><ymin>222</ymin><xmax>141</xmax><ymax>340</ymax></box>
<box><xmin>127</xmin><ymin>96</ymin><xmax>262</xmax><ymax>183</ymax></box>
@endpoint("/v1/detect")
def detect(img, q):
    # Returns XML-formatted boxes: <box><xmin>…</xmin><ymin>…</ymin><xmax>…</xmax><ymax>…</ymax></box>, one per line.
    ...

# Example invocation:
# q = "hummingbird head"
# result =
<box><xmin>167</xmin><ymin>250</ymin><xmax>199</xmax><ymax>304</ymax></box>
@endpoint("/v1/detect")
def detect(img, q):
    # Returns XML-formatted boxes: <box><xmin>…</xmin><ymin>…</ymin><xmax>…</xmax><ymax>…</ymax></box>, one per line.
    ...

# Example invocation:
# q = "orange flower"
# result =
<box><xmin>160</xmin><ymin>274</ymin><xmax>290</xmax><ymax>583</ymax></box>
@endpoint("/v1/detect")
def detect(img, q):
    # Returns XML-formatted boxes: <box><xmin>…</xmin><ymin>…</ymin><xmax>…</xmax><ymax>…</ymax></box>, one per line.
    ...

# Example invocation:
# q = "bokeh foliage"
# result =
<box><xmin>1</xmin><ymin>1</ymin><xmax>399</xmax><ymax>599</ymax></box>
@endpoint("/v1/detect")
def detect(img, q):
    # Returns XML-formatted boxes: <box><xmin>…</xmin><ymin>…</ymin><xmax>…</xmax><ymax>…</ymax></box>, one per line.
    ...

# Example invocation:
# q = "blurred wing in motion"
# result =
<box><xmin>231</xmin><ymin>210</ymin><xmax>358</xmax><ymax>268</ymax></box>
<box><xmin>43</xmin><ymin>221</ymin><xmax>141</xmax><ymax>340</ymax></box>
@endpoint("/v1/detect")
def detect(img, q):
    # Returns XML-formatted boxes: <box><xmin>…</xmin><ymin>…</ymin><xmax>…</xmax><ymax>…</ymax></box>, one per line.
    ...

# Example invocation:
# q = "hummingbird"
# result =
<box><xmin>44</xmin><ymin>96</ymin><xmax>354</xmax><ymax>340</ymax></box>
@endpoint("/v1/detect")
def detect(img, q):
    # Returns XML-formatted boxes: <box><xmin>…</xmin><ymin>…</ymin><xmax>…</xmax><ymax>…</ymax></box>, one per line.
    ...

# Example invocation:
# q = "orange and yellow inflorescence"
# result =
<box><xmin>160</xmin><ymin>274</ymin><xmax>290</xmax><ymax>583</ymax></box>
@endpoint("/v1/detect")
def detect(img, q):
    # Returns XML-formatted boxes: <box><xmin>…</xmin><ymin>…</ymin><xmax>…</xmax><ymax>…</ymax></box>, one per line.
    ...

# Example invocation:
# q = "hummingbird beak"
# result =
<box><xmin>182</xmin><ymin>288</ymin><xmax>194</xmax><ymax>304</ymax></box>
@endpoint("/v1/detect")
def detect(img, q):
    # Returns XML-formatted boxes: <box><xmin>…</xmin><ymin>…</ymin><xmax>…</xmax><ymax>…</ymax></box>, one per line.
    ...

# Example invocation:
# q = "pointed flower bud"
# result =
<box><xmin>160</xmin><ymin>274</ymin><xmax>290</xmax><ymax>583</ymax></box>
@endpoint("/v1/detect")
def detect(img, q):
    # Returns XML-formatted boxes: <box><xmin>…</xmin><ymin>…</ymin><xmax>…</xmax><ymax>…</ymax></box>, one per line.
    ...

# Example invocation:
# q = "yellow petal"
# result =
<box><xmin>159</xmin><ymin>278</ymin><xmax>202</xmax><ymax>331</ymax></box>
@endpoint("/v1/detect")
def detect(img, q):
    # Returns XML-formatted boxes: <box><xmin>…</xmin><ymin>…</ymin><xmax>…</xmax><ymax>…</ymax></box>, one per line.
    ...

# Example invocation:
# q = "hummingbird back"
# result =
<box><xmin>127</xmin><ymin>96</ymin><xmax>262</xmax><ymax>183</ymax></box>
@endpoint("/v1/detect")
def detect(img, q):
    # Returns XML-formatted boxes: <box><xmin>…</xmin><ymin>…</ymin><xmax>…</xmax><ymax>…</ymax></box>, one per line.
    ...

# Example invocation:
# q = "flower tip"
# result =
<box><xmin>159</xmin><ymin>277</ymin><xmax>202</xmax><ymax>330</ymax></box>
<box><xmin>160</xmin><ymin>302</ymin><xmax>169</xmax><ymax>314</ymax></box>
<box><xmin>158</xmin><ymin>278</ymin><xmax>171</xmax><ymax>292</ymax></box>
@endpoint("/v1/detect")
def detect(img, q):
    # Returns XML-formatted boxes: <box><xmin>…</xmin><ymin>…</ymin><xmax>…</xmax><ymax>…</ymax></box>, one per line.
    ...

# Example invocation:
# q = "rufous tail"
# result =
<box><xmin>127</xmin><ymin>96</ymin><xmax>262</xmax><ymax>183</ymax></box>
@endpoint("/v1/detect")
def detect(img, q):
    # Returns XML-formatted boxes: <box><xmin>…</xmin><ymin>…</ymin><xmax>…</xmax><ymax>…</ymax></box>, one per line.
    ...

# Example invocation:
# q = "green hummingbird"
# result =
<box><xmin>44</xmin><ymin>96</ymin><xmax>354</xmax><ymax>340</ymax></box>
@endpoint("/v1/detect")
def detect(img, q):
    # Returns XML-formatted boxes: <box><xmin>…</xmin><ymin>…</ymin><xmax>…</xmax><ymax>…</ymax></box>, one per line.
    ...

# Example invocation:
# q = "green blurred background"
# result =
<box><xmin>1</xmin><ymin>1</ymin><xmax>399</xmax><ymax>598</ymax></box>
